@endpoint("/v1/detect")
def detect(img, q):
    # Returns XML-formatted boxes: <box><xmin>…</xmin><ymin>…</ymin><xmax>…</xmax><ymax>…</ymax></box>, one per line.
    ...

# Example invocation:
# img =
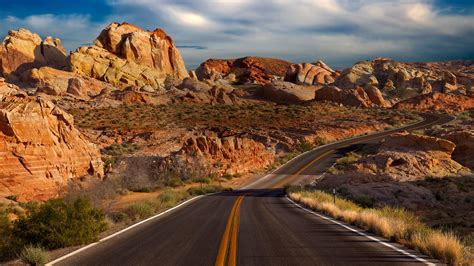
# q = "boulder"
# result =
<box><xmin>284</xmin><ymin>61</ymin><xmax>337</xmax><ymax>86</ymax></box>
<box><xmin>70</xmin><ymin>22</ymin><xmax>188</xmax><ymax>89</ymax></box>
<box><xmin>314</xmin><ymin>86</ymin><xmax>373</xmax><ymax>107</ymax></box>
<box><xmin>177</xmin><ymin>78</ymin><xmax>212</xmax><ymax>92</ymax></box>
<box><xmin>196</xmin><ymin>57</ymin><xmax>291</xmax><ymax>84</ymax></box>
<box><xmin>21</xmin><ymin>66</ymin><xmax>113</xmax><ymax>98</ymax></box>
<box><xmin>432</xmin><ymin>125</ymin><xmax>474</xmax><ymax>169</ymax></box>
<box><xmin>262</xmin><ymin>81</ymin><xmax>317</xmax><ymax>104</ymax></box>
<box><xmin>0</xmin><ymin>28</ymin><xmax>67</xmax><ymax>80</ymax></box>
<box><xmin>0</xmin><ymin>94</ymin><xmax>104</xmax><ymax>201</ymax></box>
<box><xmin>365</xmin><ymin>85</ymin><xmax>389</xmax><ymax>107</ymax></box>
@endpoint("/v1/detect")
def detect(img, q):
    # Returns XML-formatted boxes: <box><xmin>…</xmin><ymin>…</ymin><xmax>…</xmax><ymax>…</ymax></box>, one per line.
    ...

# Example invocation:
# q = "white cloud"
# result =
<box><xmin>0</xmin><ymin>14</ymin><xmax>107</xmax><ymax>52</ymax></box>
<box><xmin>1</xmin><ymin>0</ymin><xmax>473</xmax><ymax>68</ymax></box>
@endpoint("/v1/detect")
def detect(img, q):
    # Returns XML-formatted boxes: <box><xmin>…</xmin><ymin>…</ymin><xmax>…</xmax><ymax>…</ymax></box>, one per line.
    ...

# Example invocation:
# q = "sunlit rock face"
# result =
<box><xmin>70</xmin><ymin>22</ymin><xmax>188</xmax><ymax>89</ymax></box>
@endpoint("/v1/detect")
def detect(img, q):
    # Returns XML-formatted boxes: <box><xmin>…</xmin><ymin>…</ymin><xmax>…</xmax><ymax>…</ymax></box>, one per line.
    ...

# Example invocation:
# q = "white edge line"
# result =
<box><xmin>46</xmin><ymin>195</ymin><xmax>205</xmax><ymax>265</ymax></box>
<box><xmin>285</xmin><ymin>196</ymin><xmax>436</xmax><ymax>266</ymax></box>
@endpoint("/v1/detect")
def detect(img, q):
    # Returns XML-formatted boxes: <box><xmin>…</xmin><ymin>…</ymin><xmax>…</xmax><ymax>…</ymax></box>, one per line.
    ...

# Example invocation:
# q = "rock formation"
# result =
<box><xmin>430</xmin><ymin>121</ymin><xmax>474</xmax><ymax>169</ymax></box>
<box><xmin>0</xmin><ymin>83</ymin><xmax>103</xmax><ymax>201</ymax></box>
<box><xmin>195</xmin><ymin>57</ymin><xmax>292</xmax><ymax>84</ymax></box>
<box><xmin>21</xmin><ymin>66</ymin><xmax>114</xmax><ymax>97</ymax></box>
<box><xmin>394</xmin><ymin>92</ymin><xmax>474</xmax><ymax>113</ymax></box>
<box><xmin>320</xmin><ymin>132</ymin><xmax>466</xmax><ymax>185</ymax></box>
<box><xmin>0</xmin><ymin>28</ymin><xmax>67</xmax><ymax>80</ymax></box>
<box><xmin>334</xmin><ymin>58</ymin><xmax>474</xmax><ymax>104</ymax></box>
<box><xmin>284</xmin><ymin>61</ymin><xmax>338</xmax><ymax>86</ymax></box>
<box><xmin>315</xmin><ymin>86</ymin><xmax>374</xmax><ymax>107</ymax></box>
<box><xmin>70</xmin><ymin>22</ymin><xmax>188</xmax><ymax>89</ymax></box>
<box><xmin>182</xmin><ymin>131</ymin><xmax>274</xmax><ymax>174</ymax></box>
<box><xmin>262</xmin><ymin>81</ymin><xmax>317</xmax><ymax>104</ymax></box>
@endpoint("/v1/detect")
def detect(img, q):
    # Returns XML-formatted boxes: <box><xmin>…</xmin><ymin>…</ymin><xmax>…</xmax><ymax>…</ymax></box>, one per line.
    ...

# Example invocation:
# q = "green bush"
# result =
<box><xmin>164</xmin><ymin>177</ymin><xmax>184</xmax><ymax>188</ymax></box>
<box><xmin>193</xmin><ymin>177</ymin><xmax>212</xmax><ymax>184</ymax></box>
<box><xmin>0</xmin><ymin>207</ymin><xmax>13</xmax><ymax>260</ymax></box>
<box><xmin>187</xmin><ymin>185</ymin><xmax>228</xmax><ymax>196</ymax></box>
<box><xmin>124</xmin><ymin>202</ymin><xmax>155</xmax><ymax>220</ymax></box>
<box><xmin>12</xmin><ymin>198</ymin><xmax>108</xmax><ymax>249</ymax></box>
<box><xmin>19</xmin><ymin>245</ymin><xmax>49</xmax><ymax>266</ymax></box>
<box><xmin>101</xmin><ymin>143</ymin><xmax>139</xmax><ymax>157</ymax></box>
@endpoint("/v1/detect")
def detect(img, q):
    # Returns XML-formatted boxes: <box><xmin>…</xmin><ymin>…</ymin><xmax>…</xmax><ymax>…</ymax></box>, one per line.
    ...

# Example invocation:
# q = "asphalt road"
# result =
<box><xmin>53</xmin><ymin>113</ymin><xmax>452</xmax><ymax>266</ymax></box>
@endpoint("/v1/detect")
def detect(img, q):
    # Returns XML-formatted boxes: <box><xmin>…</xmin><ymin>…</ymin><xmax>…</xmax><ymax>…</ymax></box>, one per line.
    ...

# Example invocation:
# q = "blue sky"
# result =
<box><xmin>1</xmin><ymin>0</ymin><xmax>473</xmax><ymax>69</ymax></box>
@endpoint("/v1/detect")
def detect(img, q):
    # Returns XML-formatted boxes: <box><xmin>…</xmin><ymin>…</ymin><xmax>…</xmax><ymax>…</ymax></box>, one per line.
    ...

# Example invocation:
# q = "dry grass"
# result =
<box><xmin>289</xmin><ymin>189</ymin><xmax>470</xmax><ymax>265</ymax></box>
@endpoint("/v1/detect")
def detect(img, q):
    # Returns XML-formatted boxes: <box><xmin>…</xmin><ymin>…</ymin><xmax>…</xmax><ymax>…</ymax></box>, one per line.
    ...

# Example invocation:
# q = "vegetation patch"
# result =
<box><xmin>19</xmin><ymin>245</ymin><xmax>49</xmax><ymax>266</ymax></box>
<box><xmin>288</xmin><ymin>188</ymin><xmax>471</xmax><ymax>265</ymax></box>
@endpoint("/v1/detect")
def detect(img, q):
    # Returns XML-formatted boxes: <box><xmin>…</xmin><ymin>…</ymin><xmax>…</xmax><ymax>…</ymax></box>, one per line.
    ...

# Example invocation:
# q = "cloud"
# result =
<box><xmin>0</xmin><ymin>14</ymin><xmax>107</xmax><ymax>52</ymax></box>
<box><xmin>1</xmin><ymin>0</ymin><xmax>473</xmax><ymax>69</ymax></box>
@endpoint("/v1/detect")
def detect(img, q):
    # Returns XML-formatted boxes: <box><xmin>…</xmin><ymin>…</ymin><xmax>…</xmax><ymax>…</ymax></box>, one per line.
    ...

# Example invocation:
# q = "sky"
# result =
<box><xmin>1</xmin><ymin>0</ymin><xmax>474</xmax><ymax>70</ymax></box>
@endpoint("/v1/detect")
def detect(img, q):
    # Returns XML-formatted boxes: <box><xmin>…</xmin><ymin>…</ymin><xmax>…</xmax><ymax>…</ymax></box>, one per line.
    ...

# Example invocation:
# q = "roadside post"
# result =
<box><xmin>332</xmin><ymin>188</ymin><xmax>336</xmax><ymax>205</ymax></box>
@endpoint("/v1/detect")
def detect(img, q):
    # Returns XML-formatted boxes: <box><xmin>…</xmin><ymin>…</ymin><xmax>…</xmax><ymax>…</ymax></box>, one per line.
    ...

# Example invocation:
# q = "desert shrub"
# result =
<box><xmin>19</xmin><ymin>245</ymin><xmax>49</xmax><ymax>266</ymax></box>
<box><xmin>187</xmin><ymin>185</ymin><xmax>228</xmax><ymax>196</ymax></box>
<box><xmin>223</xmin><ymin>173</ymin><xmax>234</xmax><ymax>180</ymax></box>
<box><xmin>109</xmin><ymin>212</ymin><xmax>128</xmax><ymax>224</ymax></box>
<box><xmin>331</xmin><ymin>152</ymin><xmax>361</xmax><ymax>172</ymax></box>
<box><xmin>193</xmin><ymin>177</ymin><xmax>212</xmax><ymax>184</ymax></box>
<box><xmin>164</xmin><ymin>177</ymin><xmax>184</xmax><ymax>188</ymax></box>
<box><xmin>351</xmin><ymin>195</ymin><xmax>376</xmax><ymax>208</ymax></box>
<box><xmin>124</xmin><ymin>202</ymin><xmax>155</xmax><ymax>220</ymax></box>
<box><xmin>296</xmin><ymin>141</ymin><xmax>315</xmax><ymax>153</ymax></box>
<box><xmin>0</xmin><ymin>206</ymin><xmax>13</xmax><ymax>260</ymax></box>
<box><xmin>12</xmin><ymin>198</ymin><xmax>108</xmax><ymax>249</ymax></box>
<box><xmin>130</xmin><ymin>187</ymin><xmax>154</xmax><ymax>193</ymax></box>
<box><xmin>101</xmin><ymin>143</ymin><xmax>140</xmax><ymax>157</ymax></box>
<box><xmin>5</xmin><ymin>195</ymin><xmax>17</xmax><ymax>201</ymax></box>
<box><xmin>158</xmin><ymin>190</ymin><xmax>190</xmax><ymax>208</ymax></box>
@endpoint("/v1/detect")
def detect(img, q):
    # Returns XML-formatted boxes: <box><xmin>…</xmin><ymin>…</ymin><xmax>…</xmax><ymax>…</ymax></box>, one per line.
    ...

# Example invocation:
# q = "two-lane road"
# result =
<box><xmin>52</xmin><ymin>113</ymin><xmax>452</xmax><ymax>266</ymax></box>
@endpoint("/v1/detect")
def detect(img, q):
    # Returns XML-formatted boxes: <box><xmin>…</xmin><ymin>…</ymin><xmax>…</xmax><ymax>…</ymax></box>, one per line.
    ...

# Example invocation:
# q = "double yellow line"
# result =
<box><xmin>215</xmin><ymin>195</ymin><xmax>244</xmax><ymax>266</ymax></box>
<box><xmin>213</xmin><ymin>115</ymin><xmax>442</xmax><ymax>265</ymax></box>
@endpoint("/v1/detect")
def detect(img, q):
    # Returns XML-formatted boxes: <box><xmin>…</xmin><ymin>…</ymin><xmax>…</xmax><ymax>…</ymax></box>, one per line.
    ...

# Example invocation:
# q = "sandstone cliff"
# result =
<box><xmin>0</xmin><ymin>28</ymin><xmax>67</xmax><ymax>81</ymax></box>
<box><xmin>70</xmin><ymin>22</ymin><xmax>188</xmax><ymax>89</ymax></box>
<box><xmin>0</xmin><ymin>80</ymin><xmax>103</xmax><ymax>201</ymax></box>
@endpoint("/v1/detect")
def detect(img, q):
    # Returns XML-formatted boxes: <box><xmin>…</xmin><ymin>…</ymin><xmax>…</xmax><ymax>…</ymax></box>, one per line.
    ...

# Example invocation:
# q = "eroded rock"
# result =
<box><xmin>0</xmin><ymin>28</ymin><xmax>67</xmax><ymax>80</ymax></box>
<box><xmin>0</xmin><ymin>94</ymin><xmax>104</xmax><ymax>201</ymax></box>
<box><xmin>70</xmin><ymin>22</ymin><xmax>188</xmax><ymax>89</ymax></box>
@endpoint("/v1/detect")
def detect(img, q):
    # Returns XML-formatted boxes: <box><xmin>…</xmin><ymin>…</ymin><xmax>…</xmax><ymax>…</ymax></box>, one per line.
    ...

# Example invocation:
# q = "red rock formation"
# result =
<box><xmin>195</xmin><ymin>57</ymin><xmax>292</xmax><ymax>84</ymax></box>
<box><xmin>0</xmin><ymin>28</ymin><xmax>67</xmax><ymax>80</ymax></box>
<box><xmin>0</xmin><ymin>85</ymin><xmax>103</xmax><ymax>201</ymax></box>
<box><xmin>182</xmin><ymin>131</ymin><xmax>274</xmax><ymax>174</ymax></box>
<box><xmin>394</xmin><ymin>92</ymin><xmax>474</xmax><ymax>113</ymax></box>
<box><xmin>315</xmin><ymin>86</ymin><xmax>375</xmax><ymax>107</ymax></box>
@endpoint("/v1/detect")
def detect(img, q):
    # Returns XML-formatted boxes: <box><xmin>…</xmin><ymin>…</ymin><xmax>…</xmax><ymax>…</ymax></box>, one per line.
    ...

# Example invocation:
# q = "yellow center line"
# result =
<box><xmin>215</xmin><ymin>195</ymin><xmax>244</xmax><ymax>266</ymax></box>
<box><xmin>212</xmin><ymin>116</ymin><xmax>442</xmax><ymax>265</ymax></box>
<box><xmin>228</xmin><ymin>196</ymin><xmax>243</xmax><ymax>266</ymax></box>
<box><xmin>272</xmin><ymin>150</ymin><xmax>333</xmax><ymax>189</ymax></box>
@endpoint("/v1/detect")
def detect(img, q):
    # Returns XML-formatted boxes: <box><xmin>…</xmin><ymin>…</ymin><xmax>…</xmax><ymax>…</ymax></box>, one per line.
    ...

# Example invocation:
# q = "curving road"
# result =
<box><xmin>51</xmin><ymin>113</ymin><xmax>452</xmax><ymax>266</ymax></box>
